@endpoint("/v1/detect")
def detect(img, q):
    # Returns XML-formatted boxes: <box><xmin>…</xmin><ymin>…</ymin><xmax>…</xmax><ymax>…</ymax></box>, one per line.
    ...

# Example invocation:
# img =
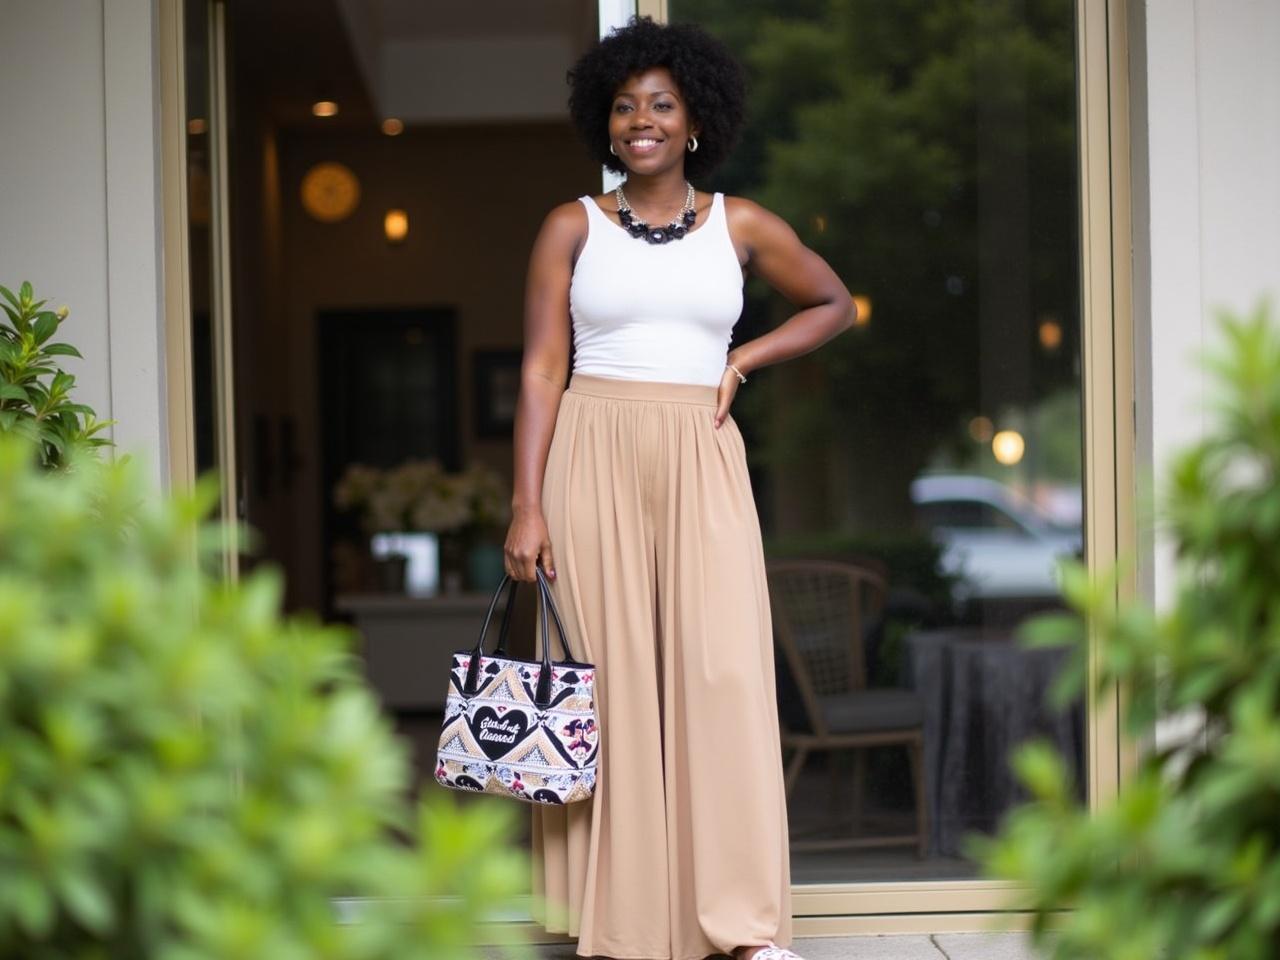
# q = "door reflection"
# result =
<box><xmin>671</xmin><ymin>0</ymin><xmax>1086</xmax><ymax>883</ymax></box>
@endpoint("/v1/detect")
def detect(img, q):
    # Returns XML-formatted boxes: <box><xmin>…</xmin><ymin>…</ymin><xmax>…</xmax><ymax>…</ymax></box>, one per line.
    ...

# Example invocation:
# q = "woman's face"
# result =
<box><xmin>607</xmin><ymin>66</ymin><xmax>699</xmax><ymax>174</ymax></box>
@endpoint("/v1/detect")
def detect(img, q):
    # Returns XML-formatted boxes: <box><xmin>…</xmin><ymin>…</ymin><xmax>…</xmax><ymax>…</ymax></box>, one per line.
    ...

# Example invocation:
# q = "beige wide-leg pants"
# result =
<box><xmin>531</xmin><ymin>373</ymin><xmax>792</xmax><ymax>960</ymax></box>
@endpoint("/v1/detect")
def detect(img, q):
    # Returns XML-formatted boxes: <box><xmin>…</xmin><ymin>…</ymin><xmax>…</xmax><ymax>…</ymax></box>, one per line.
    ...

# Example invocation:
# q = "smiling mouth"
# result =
<box><xmin>626</xmin><ymin>138</ymin><xmax>665</xmax><ymax>150</ymax></box>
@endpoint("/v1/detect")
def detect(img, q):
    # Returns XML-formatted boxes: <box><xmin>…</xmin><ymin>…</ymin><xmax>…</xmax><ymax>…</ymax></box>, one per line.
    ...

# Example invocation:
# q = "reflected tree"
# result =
<box><xmin>675</xmin><ymin>0</ymin><xmax>1079</xmax><ymax>532</ymax></box>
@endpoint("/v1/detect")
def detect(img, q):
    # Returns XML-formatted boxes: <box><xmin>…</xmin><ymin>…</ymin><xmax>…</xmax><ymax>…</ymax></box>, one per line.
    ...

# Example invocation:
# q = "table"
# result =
<box><xmin>904</xmin><ymin>628</ymin><xmax>1085</xmax><ymax>857</ymax></box>
<box><xmin>336</xmin><ymin>592</ymin><xmax>507</xmax><ymax>711</ymax></box>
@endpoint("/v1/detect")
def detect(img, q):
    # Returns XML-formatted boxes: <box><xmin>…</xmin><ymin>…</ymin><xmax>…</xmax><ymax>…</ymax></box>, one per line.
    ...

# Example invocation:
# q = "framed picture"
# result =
<box><xmin>472</xmin><ymin>348</ymin><xmax>523</xmax><ymax>438</ymax></box>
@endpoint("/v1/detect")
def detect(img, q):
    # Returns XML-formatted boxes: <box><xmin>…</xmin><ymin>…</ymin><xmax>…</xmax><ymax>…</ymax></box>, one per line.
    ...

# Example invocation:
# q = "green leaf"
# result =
<box><xmin>0</xmin><ymin>383</ymin><xmax>29</xmax><ymax>404</ymax></box>
<box><xmin>10</xmin><ymin>417</ymin><xmax>39</xmax><ymax>441</ymax></box>
<box><xmin>43</xmin><ymin>342</ymin><xmax>83</xmax><ymax>359</ymax></box>
<box><xmin>1057</xmin><ymin>560</ymin><xmax>1094</xmax><ymax>611</ymax></box>
<box><xmin>1256</xmin><ymin>860</ymin><xmax>1280</xmax><ymax>925</ymax></box>
<box><xmin>1197</xmin><ymin>891</ymin><xmax>1245</xmax><ymax>941</ymax></box>
<box><xmin>57</xmin><ymin>869</ymin><xmax>115</xmax><ymax>934</ymax></box>
<box><xmin>0</xmin><ymin>284</ymin><xmax>19</xmax><ymax>310</ymax></box>
<box><xmin>32</xmin><ymin>312</ymin><xmax>58</xmax><ymax>345</ymax></box>
<box><xmin>8</xmin><ymin>876</ymin><xmax>55</xmax><ymax>937</ymax></box>
<box><xmin>39</xmin><ymin>427</ymin><xmax>66</xmax><ymax>454</ymax></box>
<box><xmin>83</xmin><ymin>417</ymin><xmax>115</xmax><ymax>438</ymax></box>
<box><xmin>1019</xmin><ymin>611</ymin><xmax>1083</xmax><ymax>649</ymax></box>
<box><xmin>1047</xmin><ymin>653</ymin><xmax>1087</xmax><ymax>709</ymax></box>
<box><xmin>1011</xmin><ymin>740</ymin><xmax>1071</xmax><ymax>802</ymax></box>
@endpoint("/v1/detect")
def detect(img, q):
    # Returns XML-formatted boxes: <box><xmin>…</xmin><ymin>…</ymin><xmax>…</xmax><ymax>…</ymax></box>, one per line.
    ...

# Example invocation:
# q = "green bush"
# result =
<box><xmin>0</xmin><ymin>281</ymin><xmax>112</xmax><ymax>468</ymax></box>
<box><xmin>976</xmin><ymin>302</ymin><xmax>1280</xmax><ymax>960</ymax></box>
<box><xmin>0</xmin><ymin>438</ymin><xmax>532</xmax><ymax>959</ymax></box>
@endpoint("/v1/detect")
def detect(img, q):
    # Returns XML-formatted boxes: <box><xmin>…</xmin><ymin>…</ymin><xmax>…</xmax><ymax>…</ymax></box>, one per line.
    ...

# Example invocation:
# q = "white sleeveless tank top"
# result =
<box><xmin>569</xmin><ymin>191</ymin><xmax>745</xmax><ymax>386</ymax></box>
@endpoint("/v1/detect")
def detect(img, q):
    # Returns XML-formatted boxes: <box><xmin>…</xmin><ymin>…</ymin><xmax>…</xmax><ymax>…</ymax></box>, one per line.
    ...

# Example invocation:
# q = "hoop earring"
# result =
<box><xmin>609</xmin><ymin>142</ymin><xmax>617</xmax><ymax>156</ymax></box>
<box><xmin>687</xmin><ymin>136</ymin><xmax>699</xmax><ymax>152</ymax></box>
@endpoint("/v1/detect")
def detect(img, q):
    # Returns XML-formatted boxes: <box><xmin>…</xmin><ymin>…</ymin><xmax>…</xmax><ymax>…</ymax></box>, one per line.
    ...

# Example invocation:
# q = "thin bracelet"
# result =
<box><xmin>727</xmin><ymin>362</ymin><xmax>747</xmax><ymax>384</ymax></box>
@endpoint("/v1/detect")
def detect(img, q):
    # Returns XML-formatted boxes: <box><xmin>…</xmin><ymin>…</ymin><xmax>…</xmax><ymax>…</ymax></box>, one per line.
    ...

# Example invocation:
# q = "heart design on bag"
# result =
<box><xmin>470</xmin><ymin>705</ymin><xmax>530</xmax><ymax>760</ymax></box>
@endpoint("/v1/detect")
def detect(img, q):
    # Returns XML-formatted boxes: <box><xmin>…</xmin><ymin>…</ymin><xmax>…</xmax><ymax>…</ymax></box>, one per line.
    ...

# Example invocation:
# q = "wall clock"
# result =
<box><xmin>300</xmin><ymin>162</ymin><xmax>360</xmax><ymax>222</ymax></box>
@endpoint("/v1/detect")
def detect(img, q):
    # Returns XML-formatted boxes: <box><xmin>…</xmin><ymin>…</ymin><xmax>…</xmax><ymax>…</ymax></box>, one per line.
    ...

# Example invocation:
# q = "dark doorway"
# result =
<box><xmin>318</xmin><ymin>306</ymin><xmax>460</xmax><ymax>616</ymax></box>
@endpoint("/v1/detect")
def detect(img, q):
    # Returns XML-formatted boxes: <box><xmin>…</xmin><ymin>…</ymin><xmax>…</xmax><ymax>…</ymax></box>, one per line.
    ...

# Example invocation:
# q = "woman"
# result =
<box><xmin>504</xmin><ymin>16</ymin><xmax>855</xmax><ymax>960</ymax></box>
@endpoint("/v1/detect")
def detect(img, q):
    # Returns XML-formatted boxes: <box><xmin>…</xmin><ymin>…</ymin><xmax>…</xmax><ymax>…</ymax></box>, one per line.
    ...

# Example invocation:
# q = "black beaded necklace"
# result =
<box><xmin>614</xmin><ymin>181</ymin><xmax>697</xmax><ymax>244</ymax></box>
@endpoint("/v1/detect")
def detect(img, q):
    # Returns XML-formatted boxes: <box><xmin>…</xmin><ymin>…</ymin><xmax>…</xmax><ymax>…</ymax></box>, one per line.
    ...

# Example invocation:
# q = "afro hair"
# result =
<box><xmin>566</xmin><ymin>15</ymin><xmax>747</xmax><ymax>183</ymax></box>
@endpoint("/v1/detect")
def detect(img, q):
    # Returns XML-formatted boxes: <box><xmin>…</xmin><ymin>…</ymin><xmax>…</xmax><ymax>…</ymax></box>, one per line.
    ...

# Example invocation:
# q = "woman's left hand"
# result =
<box><xmin>714</xmin><ymin>365</ymin><xmax>742</xmax><ymax>429</ymax></box>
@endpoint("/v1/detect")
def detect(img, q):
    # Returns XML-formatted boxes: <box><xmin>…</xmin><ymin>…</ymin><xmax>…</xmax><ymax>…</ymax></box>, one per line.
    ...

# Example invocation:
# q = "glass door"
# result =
<box><xmin>666</xmin><ymin>0</ymin><xmax>1091</xmax><ymax>892</ymax></box>
<box><xmin>162</xmin><ymin>0</ymin><xmax>1127</xmax><ymax>932</ymax></box>
<box><xmin>181</xmin><ymin>0</ymin><xmax>241</xmax><ymax>575</ymax></box>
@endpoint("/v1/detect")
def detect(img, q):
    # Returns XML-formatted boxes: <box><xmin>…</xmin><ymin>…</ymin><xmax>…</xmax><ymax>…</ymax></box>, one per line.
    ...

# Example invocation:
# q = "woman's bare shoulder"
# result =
<box><xmin>723</xmin><ymin>194</ymin><xmax>782</xmax><ymax>229</ymax></box>
<box><xmin>531</xmin><ymin>198</ymin><xmax>590</xmax><ymax>264</ymax></box>
<box><xmin>723</xmin><ymin>195</ymin><xmax>799</xmax><ymax>251</ymax></box>
<box><xmin>541</xmin><ymin>197</ymin><xmax>590</xmax><ymax>232</ymax></box>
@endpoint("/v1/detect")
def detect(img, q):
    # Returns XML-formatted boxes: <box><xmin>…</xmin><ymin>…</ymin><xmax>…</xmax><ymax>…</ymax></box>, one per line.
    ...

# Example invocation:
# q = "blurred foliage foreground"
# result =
<box><xmin>978</xmin><ymin>303</ymin><xmax>1280</xmax><ymax>960</ymax></box>
<box><xmin>0</xmin><ymin>441</ymin><xmax>532</xmax><ymax>959</ymax></box>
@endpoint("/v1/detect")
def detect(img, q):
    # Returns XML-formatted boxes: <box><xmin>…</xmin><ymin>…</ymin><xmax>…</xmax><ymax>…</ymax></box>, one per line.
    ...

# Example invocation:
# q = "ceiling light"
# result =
<box><xmin>384</xmin><ymin>209</ymin><xmax>409</xmax><ymax>243</ymax></box>
<box><xmin>312</xmin><ymin>100</ymin><xmax>339</xmax><ymax>118</ymax></box>
<box><xmin>1039</xmin><ymin>317</ymin><xmax>1063</xmax><ymax>351</ymax></box>
<box><xmin>381</xmin><ymin>118</ymin><xmax>404</xmax><ymax>136</ymax></box>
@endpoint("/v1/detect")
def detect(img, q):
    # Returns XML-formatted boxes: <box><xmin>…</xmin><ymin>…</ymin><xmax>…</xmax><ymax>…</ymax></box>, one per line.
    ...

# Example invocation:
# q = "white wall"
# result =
<box><xmin>1133</xmin><ymin>0</ymin><xmax>1280</xmax><ymax>610</ymax></box>
<box><xmin>0</xmin><ymin>0</ymin><xmax>167</xmax><ymax>479</ymax></box>
<box><xmin>1133</xmin><ymin>0</ymin><xmax>1280</xmax><ymax>751</ymax></box>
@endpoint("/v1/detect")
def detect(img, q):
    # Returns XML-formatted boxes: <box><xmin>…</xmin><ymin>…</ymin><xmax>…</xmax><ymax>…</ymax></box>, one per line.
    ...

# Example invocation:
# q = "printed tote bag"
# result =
<box><xmin>435</xmin><ymin>567</ymin><xmax>598</xmax><ymax>804</ymax></box>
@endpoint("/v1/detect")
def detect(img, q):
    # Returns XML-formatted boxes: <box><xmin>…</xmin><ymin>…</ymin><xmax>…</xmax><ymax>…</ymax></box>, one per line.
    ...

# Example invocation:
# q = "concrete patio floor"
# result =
<box><xmin>486</xmin><ymin>932</ymin><xmax>1041</xmax><ymax>959</ymax></box>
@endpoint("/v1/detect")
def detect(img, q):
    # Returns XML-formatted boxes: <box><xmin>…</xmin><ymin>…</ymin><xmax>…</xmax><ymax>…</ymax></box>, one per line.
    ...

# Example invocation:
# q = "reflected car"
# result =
<box><xmin>910</xmin><ymin>474</ymin><xmax>1083</xmax><ymax>601</ymax></box>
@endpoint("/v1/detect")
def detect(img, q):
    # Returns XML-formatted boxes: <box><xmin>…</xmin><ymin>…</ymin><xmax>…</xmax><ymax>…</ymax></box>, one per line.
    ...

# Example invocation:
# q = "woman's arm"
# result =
<box><xmin>504</xmin><ymin>201</ymin><xmax>582</xmax><ymax>582</ymax></box>
<box><xmin>712</xmin><ymin>197</ymin><xmax>857</xmax><ymax>426</ymax></box>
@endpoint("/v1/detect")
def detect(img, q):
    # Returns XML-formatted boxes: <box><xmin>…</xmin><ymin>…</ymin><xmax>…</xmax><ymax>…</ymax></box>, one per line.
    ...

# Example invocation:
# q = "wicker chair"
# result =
<box><xmin>766</xmin><ymin>559</ymin><xmax>928</xmax><ymax>856</ymax></box>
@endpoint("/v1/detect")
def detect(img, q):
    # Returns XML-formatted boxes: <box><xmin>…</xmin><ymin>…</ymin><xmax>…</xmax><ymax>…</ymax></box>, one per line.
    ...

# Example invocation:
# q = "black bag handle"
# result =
<box><xmin>462</xmin><ymin>568</ymin><xmax>579</xmax><ymax>708</ymax></box>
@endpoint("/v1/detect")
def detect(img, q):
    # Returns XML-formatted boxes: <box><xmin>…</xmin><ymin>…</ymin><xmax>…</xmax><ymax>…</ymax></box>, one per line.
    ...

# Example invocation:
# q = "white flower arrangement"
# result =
<box><xmin>333</xmin><ymin>459</ymin><xmax>511</xmax><ymax>536</ymax></box>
